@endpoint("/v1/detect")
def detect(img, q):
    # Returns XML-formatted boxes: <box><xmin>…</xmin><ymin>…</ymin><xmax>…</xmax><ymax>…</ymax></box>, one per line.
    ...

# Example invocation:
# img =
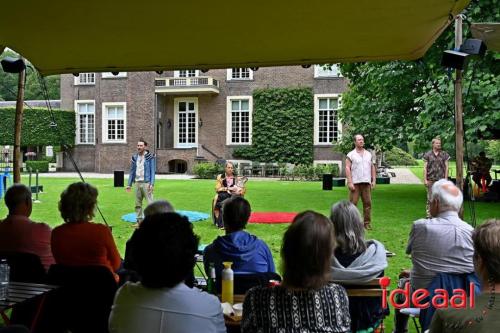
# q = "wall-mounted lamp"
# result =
<box><xmin>156</xmin><ymin>71</ymin><xmax>164</xmax><ymax>75</ymax></box>
<box><xmin>198</xmin><ymin>118</ymin><xmax>203</xmax><ymax>128</ymax></box>
<box><xmin>73</xmin><ymin>73</ymin><xmax>80</xmax><ymax>77</ymax></box>
<box><xmin>301</xmin><ymin>64</ymin><xmax>311</xmax><ymax>68</ymax></box>
<box><xmin>201</xmin><ymin>69</ymin><xmax>209</xmax><ymax>73</ymax></box>
<box><xmin>167</xmin><ymin>119</ymin><xmax>172</xmax><ymax>128</ymax></box>
<box><xmin>250</xmin><ymin>67</ymin><xmax>259</xmax><ymax>71</ymax></box>
<box><xmin>111</xmin><ymin>71</ymin><xmax>119</xmax><ymax>76</ymax></box>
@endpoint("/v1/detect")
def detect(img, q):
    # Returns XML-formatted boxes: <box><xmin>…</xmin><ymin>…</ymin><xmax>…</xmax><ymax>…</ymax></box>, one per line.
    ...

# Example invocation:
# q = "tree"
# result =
<box><xmin>0</xmin><ymin>50</ymin><xmax>60</xmax><ymax>100</ymax></box>
<box><xmin>338</xmin><ymin>0</ymin><xmax>499</xmax><ymax>155</ymax></box>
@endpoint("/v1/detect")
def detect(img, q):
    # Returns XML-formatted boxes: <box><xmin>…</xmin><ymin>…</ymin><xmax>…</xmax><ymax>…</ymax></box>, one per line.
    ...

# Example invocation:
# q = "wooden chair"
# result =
<box><xmin>338</xmin><ymin>278</ymin><xmax>389</xmax><ymax>333</ymax></box>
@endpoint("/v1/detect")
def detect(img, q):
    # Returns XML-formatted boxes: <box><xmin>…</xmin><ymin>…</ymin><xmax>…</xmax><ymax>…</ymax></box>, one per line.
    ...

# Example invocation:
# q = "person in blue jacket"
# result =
<box><xmin>203</xmin><ymin>196</ymin><xmax>275</xmax><ymax>278</ymax></box>
<box><xmin>126</xmin><ymin>139</ymin><xmax>156</xmax><ymax>224</ymax></box>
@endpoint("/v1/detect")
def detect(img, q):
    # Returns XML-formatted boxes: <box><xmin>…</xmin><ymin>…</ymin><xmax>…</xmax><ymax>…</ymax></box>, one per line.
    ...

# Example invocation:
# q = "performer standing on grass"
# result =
<box><xmin>345</xmin><ymin>134</ymin><xmax>376</xmax><ymax>230</ymax></box>
<box><xmin>126</xmin><ymin>139</ymin><xmax>156</xmax><ymax>224</ymax></box>
<box><xmin>423</xmin><ymin>137</ymin><xmax>449</xmax><ymax>217</ymax></box>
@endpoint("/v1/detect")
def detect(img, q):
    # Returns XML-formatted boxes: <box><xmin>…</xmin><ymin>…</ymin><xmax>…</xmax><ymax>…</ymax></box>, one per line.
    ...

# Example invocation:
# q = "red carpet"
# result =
<box><xmin>249</xmin><ymin>212</ymin><xmax>297</xmax><ymax>224</ymax></box>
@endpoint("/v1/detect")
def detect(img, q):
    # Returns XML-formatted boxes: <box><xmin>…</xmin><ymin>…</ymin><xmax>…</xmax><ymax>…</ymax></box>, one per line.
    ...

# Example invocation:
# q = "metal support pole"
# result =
<box><xmin>454</xmin><ymin>15</ymin><xmax>464</xmax><ymax>194</ymax></box>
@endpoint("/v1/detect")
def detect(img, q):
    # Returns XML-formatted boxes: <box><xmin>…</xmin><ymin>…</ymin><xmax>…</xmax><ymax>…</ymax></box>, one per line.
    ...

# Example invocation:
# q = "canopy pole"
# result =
<box><xmin>13</xmin><ymin>60</ymin><xmax>26</xmax><ymax>183</ymax></box>
<box><xmin>454</xmin><ymin>15</ymin><xmax>464</xmax><ymax>194</ymax></box>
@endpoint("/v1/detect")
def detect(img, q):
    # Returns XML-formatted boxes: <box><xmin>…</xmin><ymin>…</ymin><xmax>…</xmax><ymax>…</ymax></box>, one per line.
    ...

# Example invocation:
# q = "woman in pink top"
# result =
<box><xmin>51</xmin><ymin>182</ymin><xmax>121</xmax><ymax>281</ymax></box>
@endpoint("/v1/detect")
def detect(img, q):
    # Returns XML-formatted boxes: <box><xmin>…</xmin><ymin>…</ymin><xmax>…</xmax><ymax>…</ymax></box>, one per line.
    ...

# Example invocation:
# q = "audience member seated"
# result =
<box><xmin>213</xmin><ymin>162</ymin><xmax>245</xmax><ymax>228</ymax></box>
<box><xmin>330</xmin><ymin>200</ymin><xmax>389</xmax><ymax>332</ymax></box>
<box><xmin>124</xmin><ymin>200</ymin><xmax>174</xmax><ymax>271</ymax></box>
<box><xmin>0</xmin><ymin>184</ymin><xmax>54</xmax><ymax>271</ymax></box>
<box><xmin>241</xmin><ymin>211</ymin><xmax>351</xmax><ymax>333</ymax></box>
<box><xmin>394</xmin><ymin>179</ymin><xmax>475</xmax><ymax>333</ymax></box>
<box><xmin>471</xmin><ymin>151</ymin><xmax>493</xmax><ymax>189</ymax></box>
<box><xmin>109</xmin><ymin>213</ymin><xmax>226</xmax><ymax>333</ymax></box>
<box><xmin>430</xmin><ymin>219</ymin><xmax>500</xmax><ymax>332</ymax></box>
<box><xmin>204</xmin><ymin>196</ymin><xmax>275</xmax><ymax>279</ymax></box>
<box><xmin>51</xmin><ymin>182</ymin><xmax>121</xmax><ymax>282</ymax></box>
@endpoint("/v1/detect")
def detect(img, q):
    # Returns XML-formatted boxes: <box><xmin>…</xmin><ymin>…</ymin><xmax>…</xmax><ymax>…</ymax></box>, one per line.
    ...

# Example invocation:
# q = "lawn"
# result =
<box><xmin>407</xmin><ymin>160</ymin><xmax>500</xmax><ymax>182</ymax></box>
<box><xmin>1</xmin><ymin>177</ymin><xmax>499</xmax><ymax>332</ymax></box>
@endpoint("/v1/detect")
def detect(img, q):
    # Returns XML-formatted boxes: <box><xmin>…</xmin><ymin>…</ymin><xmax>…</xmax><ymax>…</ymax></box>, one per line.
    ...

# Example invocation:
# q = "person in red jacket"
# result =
<box><xmin>51</xmin><ymin>182</ymin><xmax>121</xmax><ymax>281</ymax></box>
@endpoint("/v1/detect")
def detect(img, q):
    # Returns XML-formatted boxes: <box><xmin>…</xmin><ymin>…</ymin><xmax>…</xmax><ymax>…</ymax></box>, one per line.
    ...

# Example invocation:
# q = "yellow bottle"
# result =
<box><xmin>221</xmin><ymin>262</ymin><xmax>234</xmax><ymax>304</ymax></box>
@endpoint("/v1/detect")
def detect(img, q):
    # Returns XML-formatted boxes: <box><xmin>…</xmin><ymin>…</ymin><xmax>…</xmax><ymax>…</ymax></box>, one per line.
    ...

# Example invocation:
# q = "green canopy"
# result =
<box><xmin>0</xmin><ymin>0</ymin><xmax>469</xmax><ymax>75</ymax></box>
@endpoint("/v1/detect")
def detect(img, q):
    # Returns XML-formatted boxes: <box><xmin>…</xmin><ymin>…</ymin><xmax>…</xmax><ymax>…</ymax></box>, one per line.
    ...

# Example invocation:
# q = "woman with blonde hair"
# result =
<box><xmin>51</xmin><ymin>182</ymin><xmax>121</xmax><ymax>281</ymax></box>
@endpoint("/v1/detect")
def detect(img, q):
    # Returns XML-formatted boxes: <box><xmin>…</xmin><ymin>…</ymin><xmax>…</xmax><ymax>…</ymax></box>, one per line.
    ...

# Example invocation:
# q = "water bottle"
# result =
<box><xmin>207</xmin><ymin>263</ymin><xmax>216</xmax><ymax>295</ymax></box>
<box><xmin>221</xmin><ymin>262</ymin><xmax>233</xmax><ymax>304</ymax></box>
<box><xmin>0</xmin><ymin>259</ymin><xmax>10</xmax><ymax>301</ymax></box>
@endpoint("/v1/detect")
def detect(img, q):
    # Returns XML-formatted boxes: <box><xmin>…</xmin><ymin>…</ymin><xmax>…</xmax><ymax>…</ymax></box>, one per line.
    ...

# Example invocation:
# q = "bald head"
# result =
<box><xmin>431</xmin><ymin>179</ymin><xmax>463</xmax><ymax>214</ymax></box>
<box><xmin>4</xmin><ymin>184</ymin><xmax>32</xmax><ymax>216</ymax></box>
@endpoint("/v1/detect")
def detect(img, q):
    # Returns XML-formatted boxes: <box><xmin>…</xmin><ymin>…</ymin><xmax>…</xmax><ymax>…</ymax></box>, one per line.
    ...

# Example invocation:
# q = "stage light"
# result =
<box><xmin>441</xmin><ymin>50</ymin><xmax>469</xmax><ymax>70</ymax></box>
<box><xmin>1</xmin><ymin>57</ymin><xmax>26</xmax><ymax>73</ymax></box>
<box><xmin>459</xmin><ymin>39</ymin><xmax>487</xmax><ymax>57</ymax></box>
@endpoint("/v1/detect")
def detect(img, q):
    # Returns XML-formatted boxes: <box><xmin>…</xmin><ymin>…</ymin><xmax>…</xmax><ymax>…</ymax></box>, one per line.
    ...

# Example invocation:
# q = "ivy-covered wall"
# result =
<box><xmin>0</xmin><ymin>107</ymin><xmax>75</xmax><ymax>146</ymax></box>
<box><xmin>233</xmin><ymin>87</ymin><xmax>314</xmax><ymax>165</ymax></box>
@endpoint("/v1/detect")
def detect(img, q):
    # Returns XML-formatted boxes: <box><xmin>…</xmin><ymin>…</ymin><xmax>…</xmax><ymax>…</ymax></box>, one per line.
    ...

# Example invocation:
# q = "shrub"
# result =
<box><xmin>0</xmin><ymin>107</ymin><xmax>75</xmax><ymax>146</ymax></box>
<box><xmin>193</xmin><ymin>162</ymin><xmax>223</xmax><ymax>179</ymax></box>
<box><xmin>384</xmin><ymin>147</ymin><xmax>418</xmax><ymax>166</ymax></box>
<box><xmin>26</xmin><ymin>160</ymin><xmax>49</xmax><ymax>173</ymax></box>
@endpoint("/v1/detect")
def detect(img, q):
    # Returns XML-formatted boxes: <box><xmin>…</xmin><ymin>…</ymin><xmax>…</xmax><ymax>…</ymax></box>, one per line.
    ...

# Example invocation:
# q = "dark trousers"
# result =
<box><xmin>349</xmin><ymin>183</ymin><xmax>372</xmax><ymax>224</ymax></box>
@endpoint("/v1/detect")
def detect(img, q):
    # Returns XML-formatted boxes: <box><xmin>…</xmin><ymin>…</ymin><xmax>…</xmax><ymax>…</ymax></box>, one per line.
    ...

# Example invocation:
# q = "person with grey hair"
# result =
<box><xmin>143</xmin><ymin>200</ymin><xmax>174</xmax><ymax>217</ymax></box>
<box><xmin>429</xmin><ymin>219</ymin><xmax>500</xmax><ymax>332</ymax></box>
<box><xmin>123</xmin><ymin>199</ymin><xmax>178</xmax><ymax>284</ymax></box>
<box><xmin>0</xmin><ymin>184</ymin><xmax>54</xmax><ymax>271</ymax></box>
<box><xmin>330</xmin><ymin>200</ymin><xmax>388</xmax><ymax>332</ymax></box>
<box><xmin>394</xmin><ymin>179</ymin><xmax>475</xmax><ymax>333</ymax></box>
<box><xmin>407</xmin><ymin>179</ymin><xmax>473</xmax><ymax>290</ymax></box>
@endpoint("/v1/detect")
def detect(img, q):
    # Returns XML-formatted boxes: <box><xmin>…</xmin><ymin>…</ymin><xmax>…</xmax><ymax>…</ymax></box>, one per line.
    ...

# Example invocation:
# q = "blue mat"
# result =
<box><xmin>121</xmin><ymin>210</ymin><xmax>210</xmax><ymax>223</ymax></box>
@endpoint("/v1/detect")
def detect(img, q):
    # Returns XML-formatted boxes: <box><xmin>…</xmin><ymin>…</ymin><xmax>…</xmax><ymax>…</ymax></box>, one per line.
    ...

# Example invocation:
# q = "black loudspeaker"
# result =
<box><xmin>322</xmin><ymin>174</ymin><xmax>333</xmax><ymax>191</ymax></box>
<box><xmin>1</xmin><ymin>57</ymin><xmax>26</xmax><ymax>73</ymax></box>
<box><xmin>441</xmin><ymin>50</ymin><xmax>469</xmax><ymax>70</ymax></box>
<box><xmin>460</xmin><ymin>39</ymin><xmax>487</xmax><ymax>56</ymax></box>
<box><xmin>114</xmin><ymin>170</ymin><xmax>124</xmax><ymax>187</ymax></box>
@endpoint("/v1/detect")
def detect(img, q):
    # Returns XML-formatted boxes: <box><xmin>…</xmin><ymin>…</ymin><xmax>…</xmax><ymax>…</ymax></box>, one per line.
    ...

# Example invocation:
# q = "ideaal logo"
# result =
<box><xmin>378</xmin><ymin>277</ymin><xmax>475</xmax><ymax>309</ymax></box>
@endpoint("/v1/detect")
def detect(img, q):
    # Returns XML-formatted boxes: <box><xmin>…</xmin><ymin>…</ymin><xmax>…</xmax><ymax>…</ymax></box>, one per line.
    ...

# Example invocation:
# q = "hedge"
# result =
<box><xmin>26</xmin><ymin>160</ymin><xmax>49</xmax><ymax>173</ymax></box>
<box><xmin>0</xmin><ymin>107</ymin><xmax>75</xmax><ymax>146</ymax></box>
<box><xmin>384</xmin><ymin>147</ymin><xmax>418</xmax><ymax>166</ymax></box>
<box><xmin>193</xmin><ymin>162</ymin><xmax>224</xmax><ymax>179</ymax></box>
<box><xmin>233</xmin><ymin>87</ymin><xmax>314</xmax><ymax>165</ymax></box>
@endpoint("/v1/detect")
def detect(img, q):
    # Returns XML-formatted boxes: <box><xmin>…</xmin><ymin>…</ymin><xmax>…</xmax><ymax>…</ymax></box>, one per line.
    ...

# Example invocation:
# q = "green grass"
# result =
<box><xmin>408</xmin><ymin>160</ymin><xmax>500</xmax><ymax>182</ymax></box>
<box><xmin>1</xmin><ymin>177</ymin><xmax>499</xmax><ymax>332</ymax></box>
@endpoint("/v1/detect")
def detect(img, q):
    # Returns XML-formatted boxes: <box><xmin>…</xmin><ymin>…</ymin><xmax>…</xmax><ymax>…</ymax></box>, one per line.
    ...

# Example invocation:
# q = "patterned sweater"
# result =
<box><xmin>242</xmin><ymin>283</ymin><xmax>351</xmax><ymax>333</ymax></box>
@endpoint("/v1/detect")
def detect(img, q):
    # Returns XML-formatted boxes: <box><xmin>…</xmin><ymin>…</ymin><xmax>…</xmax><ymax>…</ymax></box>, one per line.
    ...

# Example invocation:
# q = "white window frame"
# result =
<box><xmin>226</xmin><ymin>96</ymin><xmax>253</xmax><ymax>145</ymax></box>
<box><xmin>74</xmin><ymin>100</ymin><xmax>96</xmax><ymax>145</ymax></box>
<box><xmin>314</xmin><ymin>64</ymin><xmax>342</xmax><ymax>78</ymax></box>
<box><xmin>102</xmin><ymin>102</ymin><xmax>127</xmax><ymax>143</ymax></box>
<box><xmin>174</xmin><ymin>97</ymin><xmax>198</xmax><ymax>148</ymax></box>
<box><xmin>174</xmin><ymin>70</ymin><xmax>199</xmax><ymax>78</ymax></box>
<box><xmin>314</xmin><ymin>94</ymin><xmax>342</xmax><ymax>145</ymax></box>
<box><xmin>101</xmin><ymin>72</ymin><xmax>127</xmax><ymax>78</ymax></box>
<box><xmin>74</xmin><ymin>73</ymin><xmax>95</xmax><ymax>85</ymax></box>
<box><xmin>226</xmin><ymin>68</ymin><xmax>253</xmax><ymax>80</ymax></box>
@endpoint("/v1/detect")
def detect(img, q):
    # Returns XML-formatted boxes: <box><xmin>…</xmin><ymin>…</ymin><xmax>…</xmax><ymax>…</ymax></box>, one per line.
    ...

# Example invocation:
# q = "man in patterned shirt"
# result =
<box><xmin>423</xmin><ymin>137</ymin><xmax>449</xmax><ymax>217</ymax></box>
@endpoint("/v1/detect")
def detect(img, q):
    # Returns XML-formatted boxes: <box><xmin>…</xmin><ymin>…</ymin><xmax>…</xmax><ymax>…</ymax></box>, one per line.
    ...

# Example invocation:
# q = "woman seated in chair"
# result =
<box><xmin>204</xmin><ymin>197</ymin><xmax>275</xmax><ymax>281</ymax></box>
<box><xmin>213</xmin><ymin>161</ymin><xmax>246</xmax><ymax>228</ymax></box>
<box><xmin>51</xmin><ymin>182</ymin><xmax>121</xmax><ymax>282</ymax></box>
<box><xmin>109</xmin><ymin>213</ymin><xmax>226</xmax><ymax>333</ymax></box>
<box><xmin>242</xmin><ymin>211</ymin><xmax>351</xmax><ymax>333</ymax></box>
<box><xmin>330</xmin><ymin>200</ymin><xmax>388</xmax><ymax>333</ymax></box>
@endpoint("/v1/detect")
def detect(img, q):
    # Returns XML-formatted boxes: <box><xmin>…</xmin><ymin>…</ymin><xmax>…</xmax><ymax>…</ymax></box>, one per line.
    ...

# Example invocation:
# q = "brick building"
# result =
<box><xmin>60</xmin><ymin>66</ymin><xmax>347</xmax><ymax>174</ymax></box>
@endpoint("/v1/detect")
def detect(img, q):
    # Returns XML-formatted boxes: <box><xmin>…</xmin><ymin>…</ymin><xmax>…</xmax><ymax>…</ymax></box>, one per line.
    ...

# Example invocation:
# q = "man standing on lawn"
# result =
<box><xmin>345</xmin><ymin>134</ymin><xmax>376</xmax><ymax>230</ymax></box>
<box><xmin>126</xmin><ymin>139</ymin><xmax>156</xmax><ymax>224</ymax></box>
<box><xmin>423</xmin><ymin>137</ymin><xmax>449</xmax><ymax>217</ymax></box>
